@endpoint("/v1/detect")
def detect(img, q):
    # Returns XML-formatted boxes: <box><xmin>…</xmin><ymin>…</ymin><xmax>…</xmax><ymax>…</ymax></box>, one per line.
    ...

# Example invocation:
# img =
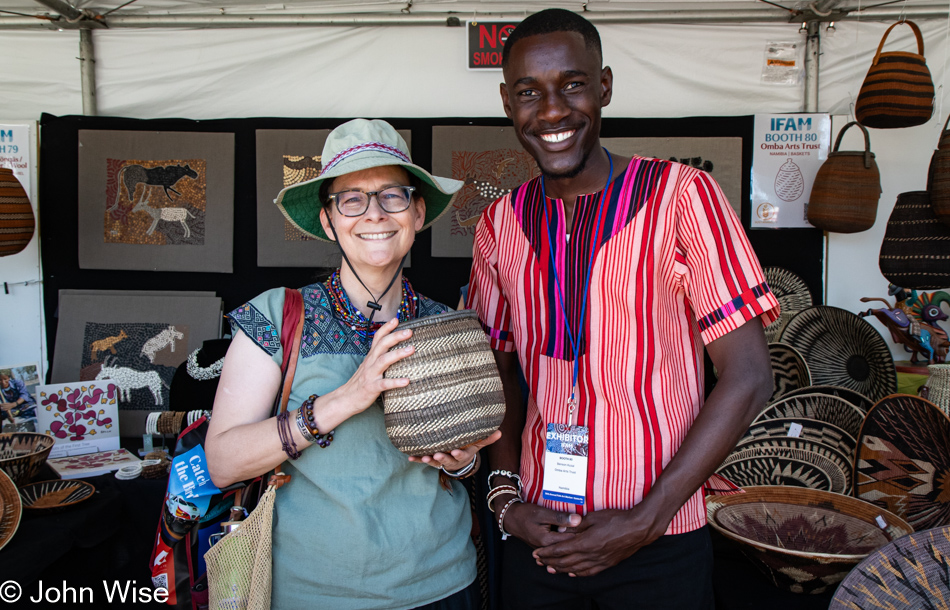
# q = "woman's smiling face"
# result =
<box><xmin>320</xmin><ymin>165</ymin><xmax>425</xmax><ymax>272</ymax></box>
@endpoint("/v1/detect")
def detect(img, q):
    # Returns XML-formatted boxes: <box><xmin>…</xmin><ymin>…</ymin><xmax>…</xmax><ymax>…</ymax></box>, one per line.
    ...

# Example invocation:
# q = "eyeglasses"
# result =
<box><xmin>328</xmin><ymin>186</ymin><xmax>416</xmax><ymax>217</ymax></box>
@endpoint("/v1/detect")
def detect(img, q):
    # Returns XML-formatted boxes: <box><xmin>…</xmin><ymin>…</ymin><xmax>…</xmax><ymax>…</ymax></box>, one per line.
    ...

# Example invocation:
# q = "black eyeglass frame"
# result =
<box><xmin>327</xmin><ymin>186</ymin><xmax>417</xmax><ymax>217</ymax></box>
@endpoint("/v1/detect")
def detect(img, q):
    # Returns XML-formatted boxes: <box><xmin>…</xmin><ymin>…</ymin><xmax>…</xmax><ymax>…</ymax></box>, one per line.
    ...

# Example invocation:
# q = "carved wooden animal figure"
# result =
<box><xmin>141</xmin><ymin>325</ymin><xmax>184</xmax><ymax>363</ymax></box>
<box><xmin>95</xmin><ymin>358</ymin><xmax>166</xmax><ymax>405</ymax></box>
<box><xmin>861</xmin><ymin>297</ymin><xmax>949</xmax><ymax>363</ymax></box>
<box><xmin>90</xmin><ymin>329</ymin><xmax>128</xmax><ymax>362</ymax></box>
<box><xmin>132</xmin><ymin>194</ymin><xmax>195</xmax><ymax>238</ymax></box>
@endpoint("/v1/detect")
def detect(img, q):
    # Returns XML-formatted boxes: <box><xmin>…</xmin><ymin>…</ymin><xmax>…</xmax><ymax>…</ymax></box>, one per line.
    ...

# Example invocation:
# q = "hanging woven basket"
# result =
<box><xmin>928</xmin><ymin>115</ymin><xmax>950</xmax><ymax>227</ymax></box>
<box><xmin>807</xmin><ymin>122</ymin><xmax>881</xmax><ymax>233</ymax></box>
<box><xmin>0</xmin><ymin>168</ymin><xmax>35</xmax><ymax>257</ymax></box>
<box><xmin>382</xmin><ymin>310</ymin><xmax>505</xmax><ymax>456</ymax></box>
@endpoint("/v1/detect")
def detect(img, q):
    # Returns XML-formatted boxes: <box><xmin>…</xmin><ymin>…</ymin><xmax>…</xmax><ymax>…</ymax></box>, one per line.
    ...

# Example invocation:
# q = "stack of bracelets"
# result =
<box><xmin>276</xmin><ymin>394</ymin><xmax>335</xmax><ymax>460</ymax></box>
<box><xmin>488</xmin><ymin>470</ymin><xmax>523</xmax><ymax>540</ymax></box>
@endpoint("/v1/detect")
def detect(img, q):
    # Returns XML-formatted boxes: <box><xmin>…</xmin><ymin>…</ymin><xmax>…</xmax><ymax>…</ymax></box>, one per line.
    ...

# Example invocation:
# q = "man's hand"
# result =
<box><xmin>531</xmin><ymin>507</ymin><xmax>667</xmax><ymax>577</ymax></box>
<box><xmin>503</xmin><ymin>502</ymin><xmax>582</xmax><ymax>549</ymax></box>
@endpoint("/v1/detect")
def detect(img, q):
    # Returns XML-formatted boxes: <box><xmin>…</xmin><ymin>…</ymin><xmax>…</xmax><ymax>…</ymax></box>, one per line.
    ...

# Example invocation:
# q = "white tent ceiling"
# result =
<box><xmin>0</xmin><ymin>0</ymin><xmax>947</xmax><ymax>27</ymax></box>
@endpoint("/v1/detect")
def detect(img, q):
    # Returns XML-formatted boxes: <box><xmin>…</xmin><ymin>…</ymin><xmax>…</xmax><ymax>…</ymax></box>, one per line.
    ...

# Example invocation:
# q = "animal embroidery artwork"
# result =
<box><xmin>282</xmin><ymin>155</ymin><xmax>321</xmax><ymax>241</ymax></box>
<box><xmin>104</xmin><ymin>158</ymin><xmax>207</xmax><ymax>246</ymax></box>
<box><xmin>451</xmin><ymin>149</ymin><xmax>537</xmax><ymax>232</ymax></box>
<box><xmin>80</xmin><ymin>322</ymin><xmax>189</xmax><ymax>409</ymax></box>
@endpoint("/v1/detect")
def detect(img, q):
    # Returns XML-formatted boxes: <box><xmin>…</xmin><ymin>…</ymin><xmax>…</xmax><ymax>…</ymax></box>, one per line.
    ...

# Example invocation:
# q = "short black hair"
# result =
<box><xmin>502</xmin><ymin>9</ymin><xmax>602</xmax><ymax>70</ymax></box>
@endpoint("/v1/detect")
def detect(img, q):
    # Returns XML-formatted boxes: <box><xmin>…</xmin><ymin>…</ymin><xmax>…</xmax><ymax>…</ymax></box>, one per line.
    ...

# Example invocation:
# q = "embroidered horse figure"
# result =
<box><xmin>106</xmin><ymin>163</ymin><xmax>199</xmax><ymax>220</ymax></box>
<box><xmin>90</xmin><ymin>329</ymin><xmax>128</xmax><ymax>362</ymax></box>
<box><xmin>95</xmin><ymin>357</ymin><xmax>167</xmax><ymax>405</ymax></box>
<box><xmin>141</xmin><ymin>325</ymin><xmax>184</xmax><ymax>363</ymax></box>
<box><xmin>131</xmin><ymin>193</ymin><xmax>195</xmax><ymax>238</ymax></box>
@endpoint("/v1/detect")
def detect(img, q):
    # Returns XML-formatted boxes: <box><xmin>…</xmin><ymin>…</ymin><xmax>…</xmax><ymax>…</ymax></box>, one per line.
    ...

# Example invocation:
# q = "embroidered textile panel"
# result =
<box><xmin>77</xmin><ymin>130</ymin><xmax>234</xmax><ymax>272</ymax></box>
<box><xmin>431</xmin><ymin>126</ymin><xmax>539</xmax><ymax>258</ymax></box>
<box><xmin>51</xmin><ymin>291</ymin><xmax>222</xmax><ymax>434</ymax></box>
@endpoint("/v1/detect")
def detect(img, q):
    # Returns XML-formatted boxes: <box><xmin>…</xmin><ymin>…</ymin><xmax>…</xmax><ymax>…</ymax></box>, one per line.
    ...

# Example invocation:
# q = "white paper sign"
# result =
<box><xmin>751</xmin><ymin>114</ymin><xmax>831</xmax><ymax>229</ymax></box>
<box><xmin>0</xmin><ymin>123</ymin><xmax>33</xmax><ymax>201</ymax></box>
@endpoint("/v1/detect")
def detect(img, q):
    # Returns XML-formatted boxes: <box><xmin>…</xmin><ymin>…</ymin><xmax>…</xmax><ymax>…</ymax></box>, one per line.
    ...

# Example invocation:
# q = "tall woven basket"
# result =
<box><xmin>382</xmin><ymin>310</ymin><xmax>505</xmax><ymax>457</ymax></box>
<box><xmin>928</xmin><ymin>114</ymin><xmax>950</xmax><ymax>227</ymax></box>
<box><xmin>807</xmin><ymin>122</ymin><xmax>881</xmax><ymax>233</ymax></box>
<box><xmin>879</xmin><ymin>191</ymin><xmax>950</xmax><ymax>289</ymax></box>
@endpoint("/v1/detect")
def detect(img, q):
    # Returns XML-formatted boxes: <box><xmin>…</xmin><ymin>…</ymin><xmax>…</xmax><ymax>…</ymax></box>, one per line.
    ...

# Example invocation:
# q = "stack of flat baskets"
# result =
<box><xmin>382</xmin><ymin>310</ymin><xmax>506</xmax><ymax>457</ymax></box>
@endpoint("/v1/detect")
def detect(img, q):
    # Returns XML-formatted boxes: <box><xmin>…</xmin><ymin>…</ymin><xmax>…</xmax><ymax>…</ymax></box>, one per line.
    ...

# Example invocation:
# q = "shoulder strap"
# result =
<box><xmin>268</xmin><ymin>288</ymin><xmax>305</xmax><ymax>490</ymax></box>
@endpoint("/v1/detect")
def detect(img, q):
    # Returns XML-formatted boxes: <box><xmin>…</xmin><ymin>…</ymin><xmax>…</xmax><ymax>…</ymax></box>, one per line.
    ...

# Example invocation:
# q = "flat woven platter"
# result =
<box><xmin>777</xmin><ymin>385</ymin><xmax>875</xmax><ymax>415</ymax></box>
<box><xmin>708</xmin><ymin>486</ymin><xmax>912</xmax><ymax>595</ymax></box>
<box><xmin>763</xmin><ymin>267</ymin><xmax>814</xmax><ymax>343</ymax></box>
<box><xmin>768</xmin><ymin>342</ymin><xmax>812</xmax><ymax>403</ymax></box>
<box><xmin>0</xmin><ymin>470</ymin><xmax>21</xmax><ymax>552</ymax></box>
<box><xmin>830</xmin><ymin>525</ymin><xmax>950</xmax><ymax>609</ymax></box>
<box><xmin>855</xmin><ymin>393</ymin><xmax>950</xmax><ymax>531</ymax></box>
<box><xmin>19</xmin><ymin>480</ymin><xmax>95</xmax><ymax>513</ymax></box>
<box><xmin>729</xmin><ymin>437</ymin><xmax>853</xmax><ymax>493</ymax></box>
<box><xmin>737</xmin><ymin>417</ymin><xmax>857</xmax><ymax>461</ymax></box>
<box><xmin>779</xmin><ymin>306</ymin><xmax>897</xmax><ymax>402</ymax></box>
<box><xmin>717</xmin><ymin>445</ymin><xmax>850</xmax><ymax>493</ymax></box>
<box><xmin>383</xmin><ymin>310</ymin><xmax>505</xmax><ymax>456</ymax></box>
<box><xmin>755</xmin><ymin>393</ymin><xmax>867</xmax><ymax>440</ymax></box>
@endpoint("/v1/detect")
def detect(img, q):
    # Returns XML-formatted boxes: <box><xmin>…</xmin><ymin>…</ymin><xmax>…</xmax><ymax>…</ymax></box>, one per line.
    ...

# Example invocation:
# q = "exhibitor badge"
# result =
<box><xmin>541</xmin><ymin>423</ymin><xmax>589</xmax><ymax>505</ymax></box>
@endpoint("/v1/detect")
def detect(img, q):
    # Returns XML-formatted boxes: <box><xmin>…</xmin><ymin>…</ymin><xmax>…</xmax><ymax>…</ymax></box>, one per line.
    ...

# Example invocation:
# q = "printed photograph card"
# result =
<box><xmin>77</xmin><ymin>129</ymin><xmax>235</xmax><ymax>272</ymax></box>
<box><xmin>47</xmin><ymin>448</ymin><xmax>141</xmax><ymax>479</ymax></box>
<box><xmin>255</xmin><ymin>129</ymin><xmax>413</xmax><ymax>268</ymax></box>
<box><xmin>35</xmin><ymin>380</ymin><xmax>120</xmax><ymax>458</ymax></box>
<box><xmin>0</xmin><ymin>362</ymin><xmax>40</xmax><ymax>433</ymax></box>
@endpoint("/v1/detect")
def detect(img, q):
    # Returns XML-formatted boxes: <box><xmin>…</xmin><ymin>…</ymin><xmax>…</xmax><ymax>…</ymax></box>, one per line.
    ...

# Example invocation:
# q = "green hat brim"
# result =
<box><xmin>274</xmin><ymin>155</ymin><xmax>462</xmax><ymax>242</ymax></box>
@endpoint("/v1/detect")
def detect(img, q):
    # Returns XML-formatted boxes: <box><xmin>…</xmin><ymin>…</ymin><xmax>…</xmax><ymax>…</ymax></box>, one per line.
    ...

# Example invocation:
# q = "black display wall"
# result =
<box><xmin>39</xmin><ymin>113</ymin><xmax>824</xmax><ymax>372</ymax></box>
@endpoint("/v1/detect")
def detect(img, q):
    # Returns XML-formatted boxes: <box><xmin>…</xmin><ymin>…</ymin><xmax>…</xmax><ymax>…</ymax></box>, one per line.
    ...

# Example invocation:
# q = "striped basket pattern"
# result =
<box><xmin>768</xmin><ymin>342</ymin><xmax>811</xmax><ymax>403</ymax></box>
<box><xmin>928</xmin><ymin>148</ymin><xmax>950</xmax><ymax>228</ymax></box>
<box><xmin>879</xmin><ymin>191</ymin><xmax>950</xmax><ymax>289</ymax></box>
<box><xmin>855</xmin><ymin>20</ymin><xmax>935</xmax><ymax>129</ymax></box>
<box><xmin>382</xmin><ymin>310</ymin><xmax>505</xmax><ymax>456</ymax></box>
<box><xmin>0</xmin><ymin>167</ymin><xmax>35</xmax><ymax>257</ymax></box>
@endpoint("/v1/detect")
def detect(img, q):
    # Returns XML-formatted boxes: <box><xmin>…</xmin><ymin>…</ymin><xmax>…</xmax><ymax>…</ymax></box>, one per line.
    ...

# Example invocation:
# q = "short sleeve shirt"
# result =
<box><xmin>467</xmin><ymin>156</ymin><xmax>780</xmax><ymax>534</ymax></box>
<box><xmin>228</xmin><ymin>283</ymin><xmax>475</xmax><ymax>609</ymax></box>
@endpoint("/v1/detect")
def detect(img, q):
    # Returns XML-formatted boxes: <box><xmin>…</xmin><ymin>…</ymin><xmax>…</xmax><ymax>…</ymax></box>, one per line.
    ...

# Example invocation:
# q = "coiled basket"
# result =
<box><xmin>382</xmin><ymin>310</ymin><xmax>505</xmax><ymax>457</ymax></box>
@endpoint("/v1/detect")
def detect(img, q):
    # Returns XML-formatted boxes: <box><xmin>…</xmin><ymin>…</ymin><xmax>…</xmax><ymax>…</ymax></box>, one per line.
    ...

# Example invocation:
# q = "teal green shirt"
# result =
<box><xmin>229</xmin><ymin>284</ymin><xmax>475</xmax><ymax>609</ymax></box>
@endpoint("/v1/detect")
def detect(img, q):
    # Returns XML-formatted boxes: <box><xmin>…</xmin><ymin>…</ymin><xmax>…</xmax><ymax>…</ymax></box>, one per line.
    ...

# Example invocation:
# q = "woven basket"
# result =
<box><xmin>925</xmin><ymin>364</ymin><xmax>950</xmax><ymax>415</ymax></box>
<box><xmin>928</xmin><ymin>149</ymin><xmax>950</xmax><ymax>227</ymax></box>
<box><xmin>0</xmin><ymin>167</ymin><xmax>35</xmax><ymax>257</ymax></box>
<box><xmin>707</xmin><ymin>486</ymin><xmax>913</xmax><ymax>595</ymax></box>
<box><xmin>382</xmin><ymin>310</ymin><xmax>505</xmax><ymax>457</ymax></box>
<box><xmin>879</xmin><ymin>191</ymin><xmax>950</xmax><ymax>289</ymax></box>
<box><xmin>807</xmin><ymin>122</ymin><xmax>881</xmax><ymax>233</ymax></box>
<box><xmin>855</xmin><ymin>20</ymin><xmax>935</xmax><ymax>129</ymax></box>
<box><xmin>19</xmin><ymin>480</ymin><xmax>95</xmax><ymax>513</ymax></box>
<box><xmin>0</xmin><ymin>433</ymin><xmax>55</xmax><ymax>485</ymax></box>
<box><xmin>939</xmin><ymin>112</ymin><xmax>950</xmax><ymax>151</ymax></box>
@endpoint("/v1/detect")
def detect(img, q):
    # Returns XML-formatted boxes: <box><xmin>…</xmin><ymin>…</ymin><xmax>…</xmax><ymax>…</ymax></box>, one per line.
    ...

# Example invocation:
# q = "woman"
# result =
<box><xmin>206</xmin><ymin>119</ymin><xmax>498</xmax><ymax>609</ymax></box>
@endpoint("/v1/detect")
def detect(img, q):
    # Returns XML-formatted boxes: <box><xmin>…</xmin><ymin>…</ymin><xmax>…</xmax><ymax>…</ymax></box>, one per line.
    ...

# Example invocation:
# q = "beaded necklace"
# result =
<box><xmin>325</xmin><ymin>270</ymin><xmax>417</xmax><ymax>336</ymax></box>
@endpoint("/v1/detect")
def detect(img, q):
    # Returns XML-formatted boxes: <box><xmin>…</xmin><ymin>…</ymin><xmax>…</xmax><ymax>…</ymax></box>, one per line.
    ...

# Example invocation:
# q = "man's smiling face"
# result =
<box><xmin>501</xmin><ymin>30</ymin><xmax>611</xmax><ymax>180</ymax></box>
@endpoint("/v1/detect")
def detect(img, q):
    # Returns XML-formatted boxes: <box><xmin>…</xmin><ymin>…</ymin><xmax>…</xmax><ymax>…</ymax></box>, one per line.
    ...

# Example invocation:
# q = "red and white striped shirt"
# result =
<box><xmin>467</xmin><ymin>156</ymin><xmax>780</xmax><ymax>534</ymax></box>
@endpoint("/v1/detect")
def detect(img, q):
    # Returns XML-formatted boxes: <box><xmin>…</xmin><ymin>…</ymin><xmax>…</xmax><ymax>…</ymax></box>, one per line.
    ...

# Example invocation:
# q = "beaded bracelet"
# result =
<box><xmin>497</xmin><ymin>497</ymin><xmax>523</xmax><ymax>541</ymax></box>
<box><xmin>276</xmin><ymin>409</ymin><xmax>301</xmax><ymax>460</ymax></box>
<box><xmin>441</xmin><ymin>453</ymin><xmax>479</xmax><ymax>479</ymax></box>
<box><xmin>488</xmin><ymin>469</ymin><xmax>523</xmax><ymax>494</ymax></box>
<box><xmin>487</xmin><ymin>485</ymin><xmax>519</xmax><ymax>512</ymax></box>
<box><xmin>299</xmin><ymin>394</ymin><xmax>334</xmax><ymax>449</ymax></box>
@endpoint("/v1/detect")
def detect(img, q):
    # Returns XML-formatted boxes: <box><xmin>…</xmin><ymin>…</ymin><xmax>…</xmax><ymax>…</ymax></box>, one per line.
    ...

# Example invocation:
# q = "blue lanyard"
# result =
<box><xmin>540</xmin><ymin>149</ymin><xmax>613</xmax><ymax>423</ymax></box>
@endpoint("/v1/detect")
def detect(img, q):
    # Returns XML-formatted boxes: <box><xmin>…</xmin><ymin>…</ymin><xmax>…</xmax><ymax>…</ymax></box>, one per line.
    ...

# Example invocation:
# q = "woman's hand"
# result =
<box><xmin>331</xmin><ymin>318</ymin><xmax>417</xmax><ymax>417</ymax></box>
<box><xmin>408</xmin><ymin>430</ymin><xmax>502</xmax><ymax>471</ymax></box>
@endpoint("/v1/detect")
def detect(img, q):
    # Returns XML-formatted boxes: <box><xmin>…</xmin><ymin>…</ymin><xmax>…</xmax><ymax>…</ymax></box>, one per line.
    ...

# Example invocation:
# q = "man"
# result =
<box><xmin>0</xmin><ymin>373</ymin><xmax>37</xmax><ymax>422</ymax></box>
<box><xmin>466</xmin><ymin>9</ymin><xmax>779</xmax><ymax>609</ymax></box>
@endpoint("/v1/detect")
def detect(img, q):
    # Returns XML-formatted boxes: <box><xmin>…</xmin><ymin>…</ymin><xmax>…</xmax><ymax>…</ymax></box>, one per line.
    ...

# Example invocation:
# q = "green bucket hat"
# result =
<box><xmin>274</xmin><ymin>118</ymin><xmax>463</xmax><ymax>242</ymax></box>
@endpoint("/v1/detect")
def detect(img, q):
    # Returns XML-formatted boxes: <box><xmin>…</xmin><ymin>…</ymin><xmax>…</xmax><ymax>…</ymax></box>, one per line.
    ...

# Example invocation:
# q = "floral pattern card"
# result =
<box><xmin>36</xmin><ymin>381</ymin><xmax>120</xmax><ymax>458</ymax></box>
<box><xmin>47</xmin><ymin>448</ymin><xmax>140</xmax><ymax>480</ymax></box>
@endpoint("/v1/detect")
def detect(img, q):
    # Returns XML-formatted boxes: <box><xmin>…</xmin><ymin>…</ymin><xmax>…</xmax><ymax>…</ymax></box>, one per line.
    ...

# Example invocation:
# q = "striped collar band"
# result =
<box><xmin>320</xmin><ymin>142</ymin><xmax>412</xmax><ymax>176</ymax></box>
